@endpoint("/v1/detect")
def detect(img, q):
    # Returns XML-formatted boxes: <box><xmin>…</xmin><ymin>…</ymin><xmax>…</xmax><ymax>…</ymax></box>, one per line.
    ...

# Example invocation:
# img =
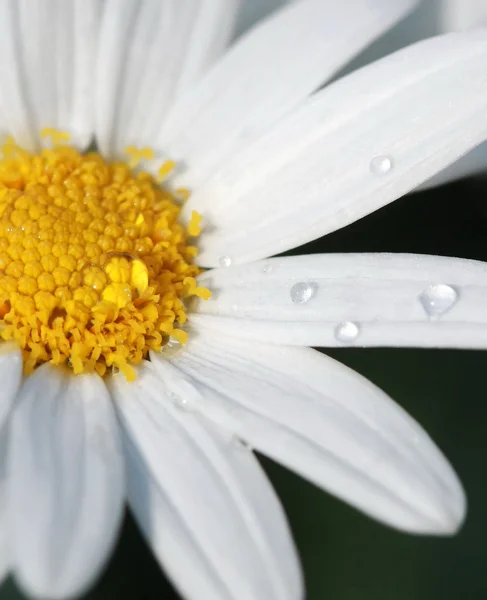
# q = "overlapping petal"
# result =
<box><xmin>8</xmin><ymin>367</ymin><xmax>125</xmax><ymax>599</ymax></box>
<box><xmin>156</xmin><ymin>330</ymin><xmax>466</xmax><ymax>535</ymax></box>
<box><xmin>194</xmin><ymin>253</ymin><xmax>487</xmax><ymax>348</ymax></box>
<box><xmin>185</xmin><ymin>30</ymin><xmax>487</xmax><ymax>266</ymax></box>
<box><xmin>110</xmin><ymin>362</ymin><xmax>302</xmax><ymax>600</ymax></box>
<box><xmin>0</xmin><ymin>0</ymin><xmax>100</xmax><ymax>149</ymax></box>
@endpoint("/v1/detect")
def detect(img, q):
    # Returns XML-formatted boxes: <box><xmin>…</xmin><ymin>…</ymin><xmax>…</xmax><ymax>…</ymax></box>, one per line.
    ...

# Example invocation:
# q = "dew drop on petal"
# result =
<box><xmin>218</xmin><ymin>255</ymin><xmax>232</xmax><ymax>268</ymax></box>
<box><xmin>168</xmin><ymin>391</ymin><xmax>196</xmax><ymax>412</ymax></box>
<box><xmin>290</xmin><ymin>281</ymin><xmax>318</xmax><ymax>304</ymax></box>
<box><xmin>369</xmin><ymin>155</ymin><xmax>393</xmax><ymax>175</ymax></box>
<box><xmin>160</xmin><ymin>326</ymin><xmax>189</xmax><ymax>359</ymax></box>
<box><xmin>334</xmin><ymin>321</ymin><xmax>360</xmax><ymax>343</ymax></box>
<box><xmin>262</xmin><ymin>263</ymin><xmax>273</xmax><ymax>274</ymax></box>
<box><xmin>419</xmin><ymin>284</ymin><xmax>458</xmax><ymax>318</ymax></box>
<box><xmin>159</xmin><ymin>338</ymin><xmax>183</xmax><ymax>359</ymax></box>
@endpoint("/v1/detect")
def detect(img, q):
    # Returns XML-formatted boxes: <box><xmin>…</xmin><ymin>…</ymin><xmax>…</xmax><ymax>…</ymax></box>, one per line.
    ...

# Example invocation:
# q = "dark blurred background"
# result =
<box><xmin>1</xmin><ymin>178</ymin><xmax>486</xmax><ymax>599</ymax></box>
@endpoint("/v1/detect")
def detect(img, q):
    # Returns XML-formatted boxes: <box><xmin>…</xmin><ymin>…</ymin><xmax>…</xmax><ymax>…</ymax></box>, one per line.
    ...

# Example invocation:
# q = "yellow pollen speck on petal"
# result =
<box><xmin>124</xmin><ymin>145</ymin><xmax>155</xmax><ymax>169</ymax></box>
<box><xmin>41</xmin><ymin>128</ymin><xmax>71</xmax><ymax>145</ymax></box>
<box><xmin>157</xmin><ymin>160</ymin><xmax>176</xmax><ymax>183</ymax></box>
<box><xmin>175</xmin><ymin>187</ymin><xmax>191</xmax><ymax>202</ymax></box>
<box><xmin>187</xmin><ymin>211</ymin><xmax>202</xmax><ymax>237</ymax></box>
<box><xmin>0</xmin><ymin>129</ymin><xmax>210</xmax><ymax>380</ymax></box>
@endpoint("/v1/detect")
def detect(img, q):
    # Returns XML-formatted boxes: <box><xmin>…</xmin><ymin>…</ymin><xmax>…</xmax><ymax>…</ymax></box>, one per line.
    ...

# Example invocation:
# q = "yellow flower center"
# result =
<box><xmin>0</xmin><ymin>131</ymin><xmax>210</xmax><ymax>381</ymax></box>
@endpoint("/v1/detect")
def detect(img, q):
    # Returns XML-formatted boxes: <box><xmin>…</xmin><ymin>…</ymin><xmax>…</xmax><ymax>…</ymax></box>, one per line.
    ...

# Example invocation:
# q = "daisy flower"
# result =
<box><xmin>0</xmin><ymin>1</ymin><xmax>487</xmax><ymax>599</ymax></box>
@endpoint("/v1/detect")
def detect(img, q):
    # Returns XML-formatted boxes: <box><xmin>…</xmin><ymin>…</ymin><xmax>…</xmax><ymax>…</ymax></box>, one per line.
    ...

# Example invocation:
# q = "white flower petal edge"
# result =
<box><xmin>186</xmin><ymin>30</ymin><xmax>487</xmax><ymax>266</ymax></box>
<box><xmin>419</xmin><ymin>141</ymin><xmax>487</xmax><ymax>190</ymax></box>
<box><xmin>96</xmin><ymin>0</ymin><xmax>242</xmax><ymax>157</ymax></box>
<box><xmin>0</xmin><ymin>347</ymin><xmax>22</xmax><ymax>429</ymax></box>
<box><xmin>0</xmin><ymin>431</ymin><xmax>10</xmax><ymax>586</ymax></box>
<box><xmin>151</xmin><ymin>331</ymin><xmax>466</xmax><ymax>535</ymax></box>
<box><xmin>162</xmin><ymin>0</ymin><xmax>419</xmax><ymax>189</ymax></box>
<box><xmin>109</xmin><ymin>362</ymin><xmax>302</xmax><ymax>600</ymax></box>
<box><xmin>0</xmin><ymin>0</ymin><xmax>100</xmax><ymax>150</ymax></box>
<box><xmin>8</xmin><ymin>366</ymin><xmax>125</xmax><ymax>600</ymax></box>
<box><xmin>194</xmin><ymin>253</ymin><xmax>487</xmax><ymax>348</ymax></box>
<box><xmin>438</xmin><ymin>0</ymin><xmax>487</xmax><ymax>31</ymax></box>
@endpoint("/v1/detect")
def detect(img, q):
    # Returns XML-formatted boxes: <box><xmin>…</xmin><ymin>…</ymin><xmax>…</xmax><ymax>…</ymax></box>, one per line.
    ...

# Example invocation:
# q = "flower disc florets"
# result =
<box><xmin>0</xmin><ymin>131</ymin><xmax>209</xmax><ymax>380</ymax></box>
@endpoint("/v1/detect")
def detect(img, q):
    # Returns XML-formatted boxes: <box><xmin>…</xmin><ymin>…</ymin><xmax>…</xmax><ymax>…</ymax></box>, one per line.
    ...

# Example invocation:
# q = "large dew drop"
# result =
<box><xmin>290</xmin><ymin>281</ymin><xmax>318</xmax><ymax>304</ymax></box>
<box><xmin>419</xmin><ymin>284</ymin><xmax>458</xmax><ymax>318</ymax></box>
<box><xmin>369</xmin><ymin>155</ymin><xmax>393</xmax><ymax>175</ymax></box>
<box><xmin>334</xmin><ymin>321</ymin><xmax>360</xmax><ymax>343</ymax></box>
<box><xmin>218</xmin><ymin>255</ymin><xmax>232</xmax><ymax>268</ymax></box>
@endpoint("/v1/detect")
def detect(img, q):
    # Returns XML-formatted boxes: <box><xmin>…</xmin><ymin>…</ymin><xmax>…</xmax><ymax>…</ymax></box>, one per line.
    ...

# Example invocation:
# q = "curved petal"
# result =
<box><xmin>162</xmin><ymin>0</ymin><xmax>419</xmax><ymax>188</ymax></box>
<box><xmin>109</xmin><ymin>363</ymin><xmax>302</xmax><ymax>600</ymax></box>
<box><xmin>0</xmin><ymin>347</ymin><xmax>23</xmax><ymax>583</ymax></box>
<box><xmin>0</xmin><ymin>0</ymin><xmax>100</xmax><ymax>150</ymax></box>
<box><xmin>418</xmin><ymin>141</ymin><xmax>487</xmax><ymax>190</ymax></box>
<box><xmin>0</xmin><ymin>346</ymin><xmax>23</xmax><ymax>430</ymax></box>
<box><xmin>186</xmin><ymin>30</ymin><xmax>487</xmax><ymax>266</ymax></box>
<box><xmin>157</xmin><ymin>330</ymin><xmax>466</xmax><ymax>535</ymax></box>
<box><xmin>95</xmin><ymin>0</ymin><xmax>242</xmax><ymax>157</ymax></box>
<box><xmin>193</xmin><ymin>253</ymin><xmax>487</xmax><ymax>348</ymax></box>
<box><xmin>438</xmin><ymin>0</ymin><xmax>487</xmax><ymax>31</ymax></box>
<box><xmin>0</xmin><ymin>429</ymin><xmax>10</xmax><ymax>586</ymax></box>
<box><xmin>8</xmin><ymin>365</ymin><xmax>125</xmax><ymax>600</ymax></box>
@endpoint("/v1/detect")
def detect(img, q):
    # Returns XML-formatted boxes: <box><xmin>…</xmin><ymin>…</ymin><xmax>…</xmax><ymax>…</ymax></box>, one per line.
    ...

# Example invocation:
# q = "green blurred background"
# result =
<box><xmin>0</xmin><ymin>178</ymin><xmax>485</xmax><ymax>599</ymax></box>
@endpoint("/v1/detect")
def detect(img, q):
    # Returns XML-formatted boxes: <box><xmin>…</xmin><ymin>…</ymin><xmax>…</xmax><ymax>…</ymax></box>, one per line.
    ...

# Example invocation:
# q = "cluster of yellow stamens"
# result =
<box><xmin>0</xmin><ymin>131</ymin><xmax>210</xmax><ymax>380</ymax></box>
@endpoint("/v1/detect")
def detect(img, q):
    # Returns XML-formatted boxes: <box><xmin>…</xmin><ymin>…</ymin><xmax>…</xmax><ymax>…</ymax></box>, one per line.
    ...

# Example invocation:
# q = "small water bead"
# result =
<box><xmin>290</xmin><ymin>281</ymin><xmax>318</xmax><ymax>304</ymax></box>
<box><xmin>334</xmin><ymin>321</ymin><xmax>360</xmax><ymax>343</ymax></box>
<box><xmin>261</xmin><ymin>263</ymin><xmax>273</xmax><ymax>274</ymax></box>
<box><xmin>369</xmin><ymin>155</ymin><xmax>393</xmax><ymax>175</ymax></box>
<box><xmin>419</xmin><ymin>284</ymin><xmax>458</xmax><ymax>318</ymax></box>
<box><xmin>159</xmin><ymin>337</ymin><xmax>184</xmax><ymax>359</ymax></box>
<box><xmin>159</xmin><ymin>326</ymin><xmax>190</xmax><ymax>359</ymax></box>
<box><xmin>218</xmin><ymin>255</ymin><xmax>232</xmax><ymax>268</ymax></box>
<box><xmin>172</xmin><ymin>394</ymin><xmax>196</xmax><ymax>412</ymax></box>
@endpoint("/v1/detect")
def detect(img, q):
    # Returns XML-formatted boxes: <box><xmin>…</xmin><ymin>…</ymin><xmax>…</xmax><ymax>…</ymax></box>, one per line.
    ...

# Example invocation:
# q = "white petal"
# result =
<box><xmin>418</xmin><ymin>141</ymin><xmax>487</xmax><ymax>189</ymax></box>
<box><xmin>0</xmin><ymin>0</ymin><xmax>100</xmax><ymax>150</ymax></box>
<box><xmin>438</xmin><ymin>0</ymin><xmax>487</xmax><ymax>31</ymax></box>
<box><xmin>193</xmin><ymin>253</ymin><xmax>487</xmax><ymax>348</ymax></box>
<box><xmin>187</xmin><ymin>30</ymin><xmax>487</xmax><ymax>266</ymax></box>
<box><xmin>160</xmin><ymin>330</ymin><xmax>466</xmax><ymax>535</ymax></box>
<box><xmin>0</xmin><ymin>346</ymin><xmax>22</xmax><ymax>430</ymax></box>
<box><xmin>110</xmin><ymin>363</ymin><xmax>302</xmax><ymax>600</ymax></box>
<box><xmin>163</xmin><ymin>0</ymin><xmax>418</xmax><ymax>188</ymax></box>
<box><xmin>95</xmin><ymin>0</ymin><xmax>241</xmax><ymax>157</ymax></box>
<box><xmin>0</xmin><ymin>430</ymin><xmax>10</xmax><ymax>586</ymax></box>
<box><xmin>8</xmin><ymin>365</ymin><xmax>125</xmax><ymax>600</ymax></box>
<box><xmin>0</xmin><ymin>346</ymin><xmax>22</xmax><ymax>584</ymax></box>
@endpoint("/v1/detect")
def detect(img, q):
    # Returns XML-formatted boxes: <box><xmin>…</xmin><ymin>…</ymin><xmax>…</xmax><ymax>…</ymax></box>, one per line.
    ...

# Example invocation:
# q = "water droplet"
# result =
<box><xmin>369</xmin><ymin>155</ymin><xmax>393</xmax><ymax>175</ymax></box>
<box><xmin>262</xmin><ymin>263</ymin><xmax>273</xmax><ymax>274</ymax></box>
<box><xmin>173</xmin><ymin>395</ymin><xmax>195</xmax><ymax>412</ymax></box>
<box><xmin>419</xmin><ymin>284</ymin><xmax>458</xmax><ymax>318</ymax></box>
<box><xmin>290</xmin><ymin>281</ymin><xmax>318</xmax><ymax>304</ymax></box>
<box><xmin>218</xmin><ymin>256</ymin><xmax>232</xmax><ymax>268</ymax></box>
<box><xmin>334</xmin><ymin>321</ymin><xmax>360</xmax><ymax>343</ymax></box>
<box><xmin>159</xmin><ymin>338</ymin><xmax>183</xmax><ymax>359</ymax></box>
<box><xmin>160</xmin><ymin>326</ymin><xmax>189</xmax><ymax>359</ymax></box>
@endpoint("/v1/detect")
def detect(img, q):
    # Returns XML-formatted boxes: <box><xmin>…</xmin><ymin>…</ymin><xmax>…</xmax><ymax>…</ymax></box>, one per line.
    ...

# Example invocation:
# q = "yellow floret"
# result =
<box><xmin>0</xmin><ymin>134</ymin><xmax>211</xmax><ymax>379</ymax></box>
